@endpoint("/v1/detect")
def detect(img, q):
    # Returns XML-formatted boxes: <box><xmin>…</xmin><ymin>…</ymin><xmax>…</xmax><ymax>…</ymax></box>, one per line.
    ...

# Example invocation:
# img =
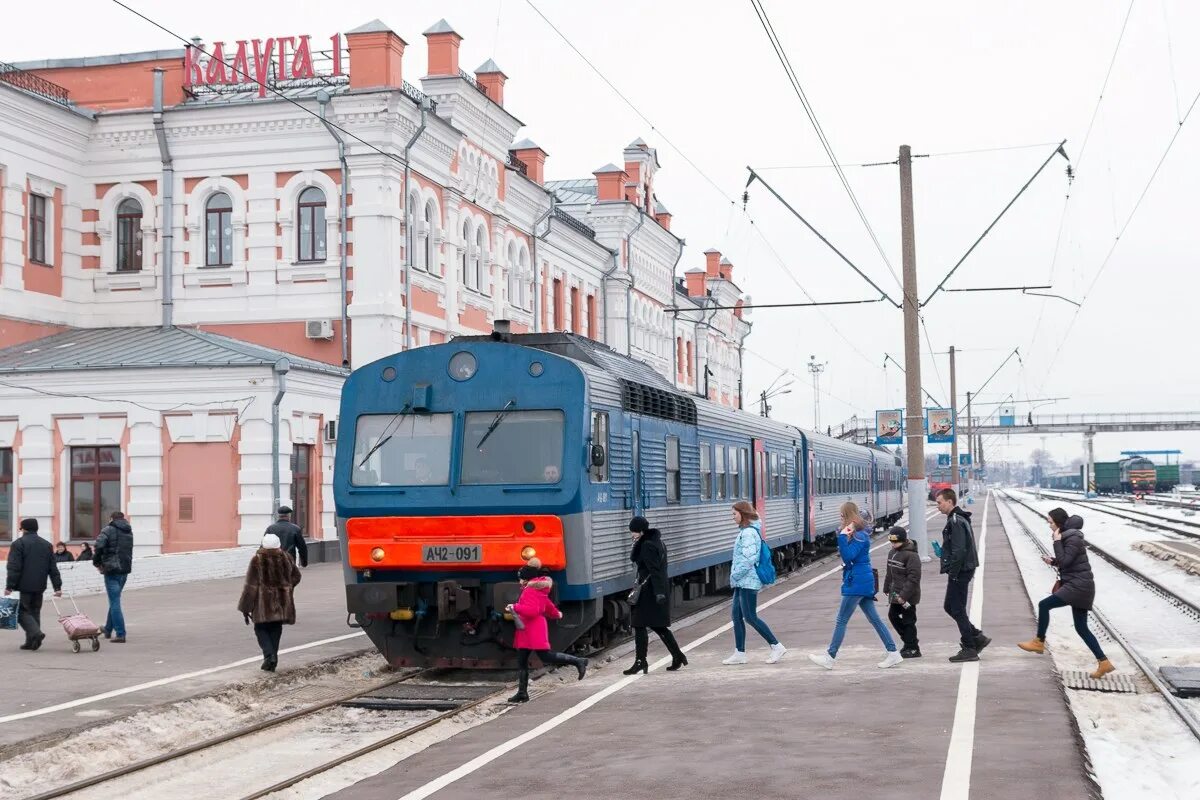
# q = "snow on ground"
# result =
<box><xmin>996</xmin><ymin>493</ymin><xmax>1200</xmax><ymax>800</ymax></box>
<box><xmin>1012</xmin><ymin>490</ymin><xmax>1200</xmax><ymax>611</ymax></box>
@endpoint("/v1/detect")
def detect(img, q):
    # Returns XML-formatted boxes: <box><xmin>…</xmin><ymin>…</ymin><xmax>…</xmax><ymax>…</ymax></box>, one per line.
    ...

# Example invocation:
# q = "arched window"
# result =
<box><xmin>297</xmin><ymin>187</ymin><xmax>326</xmax><ymax>262</ymax></box>
<box><xmin>205</xmin><ymin>192</ymin><xmax>233</xmax><ymax>266</ymax></box>
<box><xmin>474</xmin><ymin>227</ymin><xmax>486</xmax><ymax>294</ymax></box>
<box><xmin>506</xmin><ymin>243</ymin><xmax>517</xmax><ymax>303</ymax></box>
<box><xmin>519</xmin><ymin>249</ymin><xmax>531</xmax><ymax>310</ymax></box>
<box><xmin>460</xmin><ymin>220</ymin><xmax>473</xmax><ymax>289</ymax></box>
<box><xmin>406</xmin><ymin>191</ymin><xmax>420</xmax><ymax>269</ymax></box>
<box><xmin>423</xmin><ymin>201</ymin><xmax>436</xmax><ymax>273</ymax></box>
<box><xmin>116</xmin><ymin>198</ymin><xmax>143</xmax><ymax>272</ymax></box>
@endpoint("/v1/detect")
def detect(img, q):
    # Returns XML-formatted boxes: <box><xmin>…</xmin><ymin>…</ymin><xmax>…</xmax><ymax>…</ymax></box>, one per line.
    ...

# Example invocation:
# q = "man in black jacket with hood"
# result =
<box><xmin>93</xmin><ymin>511</ymin><xmax>134</xmax><ymax>643</ymax></box>
<box><xmin>265</xmin><ymin>506</ymin><xmax>308</xmax><ymax>568</ymax></box>
<box><xmin>4</xmin><ymin>519</ymin><xmax>62</xmax><ymax>650</ymax></box>
<box><xmin>935</xmin><ymin>489</ymin><xmax>990</xmax><ymax>662</ymax></box>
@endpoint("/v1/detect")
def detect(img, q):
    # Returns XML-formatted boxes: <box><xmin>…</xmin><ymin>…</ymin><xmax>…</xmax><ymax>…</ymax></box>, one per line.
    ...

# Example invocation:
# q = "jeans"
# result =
<box><xmin>634</xmin><ymin>626</ymin><xmax>684</xmax><ymax>662</ymax></box>
<box><xmin>515</xmin><ymin>648</ymin><xmax>576</xmax><ymax>672</ymax></box>
<box><xmin>1036</xmin><ymin>595</ymin><xmax>1106</xmax><ymax>660</ymax></box>
<box><xmin>827</xmin><ymin>594</ymin><xmax>896</xmax><ymax>657</ymax></box>
<box><xmin>18</xmin><ymin>591</ymin><xmax>44</xmax><ymax>644</ymax></box>
<box><xmin>254</xmin><ymin>621</ymin><xmax>284</xmax><ymax>659</ymax></box>
<box><xmin>104</xmin><ymin>573</ymin><xmax>128</xmax><ymax>638</ymax></box>
<box><xmin>943</xmin><ymin>570</ymin><xmax>981</xmax><ymax>649</ymax></box>
<box><xmin>732</xmin><ymin>588</ymin><xmax>778</xmax><ymax>651</ymax></box>
<box><xmin>887</xmin><ymin>602</ymin><xmax>919</xmax><ymax>651</ymax></box>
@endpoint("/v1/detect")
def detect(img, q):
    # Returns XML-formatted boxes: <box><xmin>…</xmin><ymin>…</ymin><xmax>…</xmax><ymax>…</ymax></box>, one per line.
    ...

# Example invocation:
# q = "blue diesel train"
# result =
<box><xmin>333</xmin><ymin>328</ymin><xmax>905</xmax><ymax>667</ymax></box>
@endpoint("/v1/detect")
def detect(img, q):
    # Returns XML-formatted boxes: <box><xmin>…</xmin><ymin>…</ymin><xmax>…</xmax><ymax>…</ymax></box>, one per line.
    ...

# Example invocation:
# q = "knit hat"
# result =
<box><xmin>887</xmin><ymin>526</ymin><xmax>908</xmax><ymax>543</ymax></box>
<box><xmin>518</xmin><ymin>556</ymin><xmax>545</xmax><ymax>581</ymax></box>
<box><xmin>628</xmin><ymin>516</ymin><xmax>650</xmax><ymax>534</ymax></box>
<box><xmin>262</xmin><ymin>533</ymin><xmax>282</xmax><ymax>550</ymax></box>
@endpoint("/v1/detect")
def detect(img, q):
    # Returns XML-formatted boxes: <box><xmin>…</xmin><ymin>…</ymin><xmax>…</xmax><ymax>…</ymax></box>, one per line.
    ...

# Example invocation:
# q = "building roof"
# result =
<box><xmin>423</xmin><ymin>19</ymin><xmax>460</xmax><ymax>36</ymax></box>
<box><xmin>545</xmin><ymin>177</ymin><xmax>598</xmax><ymax>206</ymax></box>
<box><xmin>0</xmin><ymin>327</ymin><xmax>348</xmax><ymax>376</ymax></box>
<box><xmin>346</xmin><ymin>19</ymin><xmax>395</xmax><ymax>34</ymax></box>
<box><xmin>475</xmin><ymin>58</ymin><xmax>505</xmax><ymax>76</ymax></box>
<box><xmin>10</xmin><ymin>49</ymin><xmax>185</xmax><ymax>71</ymax></box>
<box><xmin>510</xmin><ymin>138</ymin><xmax>540</xmax><ymax>150</ymax></box>
<box><xmin>592</xmin><ymin>162</ymin><xmax>625</xmax><ymax>174</ymax></box>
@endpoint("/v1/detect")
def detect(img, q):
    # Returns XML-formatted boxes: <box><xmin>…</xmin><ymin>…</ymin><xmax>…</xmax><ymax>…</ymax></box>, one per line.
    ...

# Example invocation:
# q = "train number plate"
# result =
<box><xmin>422</xmin><ymin>545</ymin><xmax>483</xmax><ymax>563</ymax></box>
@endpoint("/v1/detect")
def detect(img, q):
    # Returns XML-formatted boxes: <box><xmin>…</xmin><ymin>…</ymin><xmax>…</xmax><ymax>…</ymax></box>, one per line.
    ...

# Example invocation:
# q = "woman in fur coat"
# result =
<box><xmin>237</xmin><ymin>533</ymin><xmax>302</xmax><ymax>671</ymax></box>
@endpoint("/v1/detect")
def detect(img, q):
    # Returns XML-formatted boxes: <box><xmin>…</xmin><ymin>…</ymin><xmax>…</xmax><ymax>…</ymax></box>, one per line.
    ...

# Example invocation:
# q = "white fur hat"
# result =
<box><xmin>261</xmin><ymin>533</ymin><xmax>282</xmax><ymax>550</ymax></box>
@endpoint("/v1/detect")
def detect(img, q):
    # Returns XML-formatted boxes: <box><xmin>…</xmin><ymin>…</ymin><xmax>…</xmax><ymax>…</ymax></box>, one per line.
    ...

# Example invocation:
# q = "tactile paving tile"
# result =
<box><xmin>1061</xmin><ymin>669</ymin><xmax>1138</xmax><ymax>694</ymax></box>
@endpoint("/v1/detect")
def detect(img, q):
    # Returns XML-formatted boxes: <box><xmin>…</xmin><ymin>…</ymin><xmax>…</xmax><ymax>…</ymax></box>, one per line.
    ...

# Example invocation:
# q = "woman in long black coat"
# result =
<box><xmin>624</xmin><ymin>517</ymin><xmax>687</xmax><ymax>674</ymax></box>
<box><xmin>1018</xmin><ymin>508</ymin><xmax>1114</xmax><ymax>679</ymax></box>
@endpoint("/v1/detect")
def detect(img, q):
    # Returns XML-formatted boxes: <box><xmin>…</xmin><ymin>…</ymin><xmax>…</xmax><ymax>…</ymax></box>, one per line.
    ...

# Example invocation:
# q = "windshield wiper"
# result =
<box><xmin>475</xmin><ymin>399</ymin><xmax>516</xmax><ymax>450</ymax></box>
<box><xmin>357</xmin><ymin>403</ymin><xmax>413</xmax><ymax>468</ymax></box>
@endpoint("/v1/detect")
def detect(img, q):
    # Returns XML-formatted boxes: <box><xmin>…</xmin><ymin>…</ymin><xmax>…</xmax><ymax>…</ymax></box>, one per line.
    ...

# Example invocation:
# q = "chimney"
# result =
<box><xmin>593</xmin><ymin>163</ymin><xmax>627</xmax><ymax>202</ymax></box>
<box><xmin>653</xmin><ymin>201</ymin><xmax>671</xmax><ymax>231</ymax></box>
<box><xmin>704</xmin><ymin>249</ymin><xmax>721</xmax><ymax>278</ymax></box>
<box><xmin>718</xmin><ymin>256</ymin><xmax>733</xmax><ymax>283</ymax></box>
<box><xmin>685</xmin><ymin>269</ymin><xmax>706</xmax><ymax>297</ymax></box>
<box><xmin>423</xmin><ymin>18</ymin><xmax>462</xmax><ymax>77</ymax></box>
<box><xmin>734</xmin><ymin>298</ymin><xmax>745</xmax><ymax>319</ymax></box>
<box><xmin>510</xmin><ymin>139</ymin><xmax>548</xmax><ymax>185</ymax></box>
<box><xmin>475</xmin><ymin>58</ymin><xmax>506</xmax><ymax>105</ymax></box>
<box><xmin>345</xmin><ymin>20</ymin><xmax>407</xmax><ymax>90</ymax></box>
<box><xmin>624</xmin><ymin>181</ymin><xmax>639</xmax><ymax>204</ymax></box>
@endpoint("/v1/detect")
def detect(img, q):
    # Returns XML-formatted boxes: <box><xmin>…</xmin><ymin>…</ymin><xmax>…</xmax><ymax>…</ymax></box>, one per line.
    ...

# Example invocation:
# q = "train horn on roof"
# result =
<box><xmin>491</xmin><ymin>319</ymin><xmax>512</xmax><ymax>342</ymax></box>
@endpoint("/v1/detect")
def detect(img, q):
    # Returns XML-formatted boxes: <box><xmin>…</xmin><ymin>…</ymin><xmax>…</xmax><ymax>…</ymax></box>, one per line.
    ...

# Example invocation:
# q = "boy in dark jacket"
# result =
<box><xmin>3</xmin><ymin>519</ymin><xmax>62</xmax><ymax>650</ymax></box>
<box><xmin>935</xmin><ymin>488</ymin><xmax>990</xmax><ymax>662</ymax></box>
<box><xmin>93</xmin><ymin>511</ymin><xmax>134</xmax><ymax>643</ymax></box>
<box><xmin>883</xmin><ymin>527</ymin><xmax>922</xmax><ymax>658</ymax></box>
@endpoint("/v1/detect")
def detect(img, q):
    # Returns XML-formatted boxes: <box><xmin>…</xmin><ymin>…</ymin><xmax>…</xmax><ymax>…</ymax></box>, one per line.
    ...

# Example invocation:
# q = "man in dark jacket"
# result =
<box><xmin>883</xmin><ymin>527</ymin><xmax>922</xmax><ymax>658</ymax></box>
<box><xmin>4</xmin><ymin>519</ymin><xmax>62</xmax><ymax>650</ymax></box>
<box><xmin>935</xmin><ymin>488</ymin><xmax>990</xmax><ymax>662</ymax></box>
<box><xmin>265</xmin><ymin>506</ymin><xmax>307</xmax><ymax>568</ymax></box>
<box><xmin>93</xmin><ymin>511</ymin><xmax>134</xmax><ymax>643</ymax></box>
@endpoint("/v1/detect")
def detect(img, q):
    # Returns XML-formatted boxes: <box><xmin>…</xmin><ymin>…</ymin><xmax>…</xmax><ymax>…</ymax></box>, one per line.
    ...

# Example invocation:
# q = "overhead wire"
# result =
<box><xmin>748</xmin><ymin>0</ymin><xmax>903</xmax><ymax>296</ymax></box>
<box><xmin>1074</xmin><ymin>0</ymin><xmax>1137</xmax><ymax>174</ymax></box>
<box><xmin>1160</xmin><ymin>0</ymin><xmax>1183</xmax><ymax>124</ymax></box>
<box><xmin>742</xmin><ymin>347</ymin><xmax>870</xmax><ymax>417</ymax></box>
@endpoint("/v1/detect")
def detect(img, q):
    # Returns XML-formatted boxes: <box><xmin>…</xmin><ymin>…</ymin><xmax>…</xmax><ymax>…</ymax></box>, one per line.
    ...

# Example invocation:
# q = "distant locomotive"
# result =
<box><xmin>333</xmin><ymin>330</ymin><xmax>906</xmax><ymax>668</ymax></box>
<box><xmin>1092</xmin><ymin>457</ymin><xmax>1158</xmax><ymax>494</ymax></box>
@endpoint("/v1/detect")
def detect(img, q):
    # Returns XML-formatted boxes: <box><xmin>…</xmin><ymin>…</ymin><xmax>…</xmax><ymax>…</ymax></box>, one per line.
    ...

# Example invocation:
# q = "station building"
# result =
<box><xmin>0</xmin><ymin>18</ymin><xmax>750</xmax><ymax>555</ymax></box>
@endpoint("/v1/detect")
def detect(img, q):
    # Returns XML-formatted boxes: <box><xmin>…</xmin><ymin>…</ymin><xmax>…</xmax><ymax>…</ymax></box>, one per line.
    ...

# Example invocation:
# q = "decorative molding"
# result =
<box><xmin>94</xmin><ymin>270</ymin><xmax>157</xmax><ymax>292</ymax></box>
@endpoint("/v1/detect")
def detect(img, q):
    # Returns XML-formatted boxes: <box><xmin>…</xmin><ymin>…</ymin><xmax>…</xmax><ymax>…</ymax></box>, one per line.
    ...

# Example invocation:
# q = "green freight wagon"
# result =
<box><xmin>1093</xmin><ymin>461</ymin><xmax>1121</xmax><ymax>494</ymax></box>
<box><xmin>1157</xmin><ymin>464</ymin><xmax>1180</xmax><ymax>492</ymax></box>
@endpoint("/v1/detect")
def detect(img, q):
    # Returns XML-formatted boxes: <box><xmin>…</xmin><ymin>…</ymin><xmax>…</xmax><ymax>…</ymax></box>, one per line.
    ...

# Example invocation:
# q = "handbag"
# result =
<box><xmin>628</xmin><ymin>576</ymin><xmax>648</xmax><ymax>605</ymax></box>
<box><xmin>0</xmin><ymin>596</ymin><xmax>18</xmax><ymax>631</ymax></box>
<box><xmin>1051</xmin><ymin>578</ymin><xmax>1063</xmax><ymax>594</ymax></box>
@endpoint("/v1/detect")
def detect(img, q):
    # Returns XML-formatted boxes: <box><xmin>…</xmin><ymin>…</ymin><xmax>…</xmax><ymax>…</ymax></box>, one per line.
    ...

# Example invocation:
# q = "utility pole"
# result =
<box><xmin>948</xmin><ymin>345</ymin><xmax>959</xmax><ymax>499</ymax></box>
<box><xmin>899</xmin><ymin>145</ymin><xmax>928</xmax><ymax>560</ymax></box>
<box><xmin>965</xmin><ymin>391</ymin><xmax>973</xmax><ymax>498</ymax></box>
<box><xmin>807</xmin><ymin>355</ymin><xmax>826</xmax><ymax>430</ymax></box>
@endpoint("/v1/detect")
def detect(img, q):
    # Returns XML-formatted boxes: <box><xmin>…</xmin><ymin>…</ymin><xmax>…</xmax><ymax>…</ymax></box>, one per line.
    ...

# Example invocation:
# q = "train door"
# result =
<box><xmin>870</xmin><ymin>456</ymin><xmax>879</xmax><ymax>524</ymax></box>
<box><xmin>630</xmin><ymin>420</ymin><xmax>643</xmax><ymax>514</ymax></box>
<box><xmin>752</xmin><ymin>438</ymin><xmax>766</xmax><ymax>530</ymax></box>
<box><xmin>794</xmin><ymin>446</ymin><xmax>804</xmax><ymax>534</ymax></box>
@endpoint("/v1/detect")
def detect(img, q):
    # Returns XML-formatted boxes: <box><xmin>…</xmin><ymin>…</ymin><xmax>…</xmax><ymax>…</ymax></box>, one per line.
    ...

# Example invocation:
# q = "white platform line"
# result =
<box><xmin>938</xmin><ymin>493</ymin><xmax>990</xmax><ymax>800</ymax></box>
<box><xmin>395</xmin><ymin>527</ymin><xmax>920</xmax><ymax>800</ymax></box>
<box><xmin>0</xmin><ymin>631</ymin><xmax>365</xmax><ymax>725</ymax></box>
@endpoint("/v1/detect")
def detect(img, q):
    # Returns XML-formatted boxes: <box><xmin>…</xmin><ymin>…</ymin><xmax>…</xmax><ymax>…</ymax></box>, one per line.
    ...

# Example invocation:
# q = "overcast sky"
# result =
<box><xmin>5</xmin><ymin>0</ymin><xmax>1197</xmax><ymax>469</ymax></box>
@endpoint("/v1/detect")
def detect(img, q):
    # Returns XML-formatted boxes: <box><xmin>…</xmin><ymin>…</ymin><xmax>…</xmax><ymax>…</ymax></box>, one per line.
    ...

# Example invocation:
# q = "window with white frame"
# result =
<box><xmin>474</xmin><ymin>226</ymin><xmax>486</xmax><ymax>293</ymax></box>
<box><xmin>116</xmin><ymin>198</ymin><xmax>143</xmax><ymax>271</ymax></box>
<box><xmin>423</xmin><ymin>200</ymin><xmax>436</xmax><ymax>273</ymax></box>
<box><xmin>460</xmin><ymin>220</ymin><xmax>473</xmax><ymax>289</ymax></box>
<box><xmin>205</xmin><ymin>192</ymin><xmax>234</xmax><ymax>266</ymax></box>
<box><xmin>507</xmin><ymin>242</ymin><xmax>518</xmax><ymax>304</ymax></box>
<box><xmin>520</xmin><ymin>249</ymin><xmax>532</xmax><ymax>310</ymax></box>
<box><xmin>297</xmin><ymin>187</ymin><xmax>327</xmax><ymax>262</ymax></box>
<box><xmin>28</xmin><ymin>193</ymin><xmax>48</xmax><ymax>264</ymax></box>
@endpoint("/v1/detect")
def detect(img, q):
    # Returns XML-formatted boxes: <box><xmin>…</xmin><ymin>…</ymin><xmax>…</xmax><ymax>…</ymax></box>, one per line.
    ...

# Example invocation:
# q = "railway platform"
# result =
<box><xmin>328</xmin><ymin>495</ymin><xmax>1098</xmax><ymax>800</ymax></box>
<box><xmin>0</xmin><ymin>561</ymin><xmax>366</xmax><ymax>748</ymax></box>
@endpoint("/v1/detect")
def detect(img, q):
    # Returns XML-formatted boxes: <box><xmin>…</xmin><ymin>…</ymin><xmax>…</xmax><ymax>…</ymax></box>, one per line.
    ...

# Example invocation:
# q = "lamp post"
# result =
<box><xmin>759</xmin><ymin>386</ymin><xmax>792</xmax><ymax>418</ymax></box>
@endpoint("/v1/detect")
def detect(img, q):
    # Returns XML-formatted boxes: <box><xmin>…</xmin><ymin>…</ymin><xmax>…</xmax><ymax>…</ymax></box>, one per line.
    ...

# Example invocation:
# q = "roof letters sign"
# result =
<box><xmin>184</xmin><ymin>35</ymin><xmax>345</xmax><ymax>98</ymax></box>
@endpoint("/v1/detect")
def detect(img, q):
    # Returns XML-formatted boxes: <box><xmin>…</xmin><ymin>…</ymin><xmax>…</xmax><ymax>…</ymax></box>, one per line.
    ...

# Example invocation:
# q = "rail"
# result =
<box><xmin>401</xmin><ymin>80</ymin><xmax>438</xmax><ymax>112</ymax></box>
<box><xmin>1035</xmin><ymin>490</ymin><xmax>1200</xmax><ymax>540</ymax></box>
<box><xmin>0</xmin><ymin>60</ymin><xmax>71</xmax><ymax>107</ymax></box>
<box><xmin>552</xmin><ymin>206</ymin><xmax>597</xmax><ymax>239</ymax></box>
<box><xmin>998</xmin><ymin>490</ymin><xmax>1200</xmax><ymax>743</ymax></box>
<box><xmin>459</xmin><ymin>69</ymin><xmax>489</xmax><ymax>95</ymax></box>
<box><xmin>507</xmin><ymin>151</ymin><xmax>529</xmax><ymax>176</ymax></box>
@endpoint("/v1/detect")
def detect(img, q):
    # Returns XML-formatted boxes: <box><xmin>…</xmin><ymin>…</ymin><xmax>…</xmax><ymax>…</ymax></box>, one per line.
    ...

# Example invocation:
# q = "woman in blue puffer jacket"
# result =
<box><xmin>722</xmin><ymin>501</ymin><xmax>787</xmax><ymax>666</ymax></box>
<box><xmin>808</xmin><ymin>502</ymin><xmax>901</xmax><ymax>670</ymax></box>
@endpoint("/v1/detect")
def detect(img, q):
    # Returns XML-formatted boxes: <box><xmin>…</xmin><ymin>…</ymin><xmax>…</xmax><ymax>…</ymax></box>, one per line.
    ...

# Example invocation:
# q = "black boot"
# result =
<box><xmin>660</xmin><ymin>630</ymin><xmax>688</xmax><ymax>671</ymax></box>
<box><xmin>508</xmin><ymin>670</ymin><xmax>530</xmax><ymax>703</ymax></box>
<box><xmin>974</xmin><ymin>633</ymin><xmax>991</xmax><ymax>653</ymax></box>
<box><xmin>948</xmin><ymin>647</ymin><xmax>979</xmax><ymax>663</ymax></box>
<box><xmin>623</xmin><ymin>659</ymin><xmax>648</xmax><ymax>675</ymax></box>
<box><xmin>570</xmin><ymin>655</ymin><xmax>589</xmax><ymax>681</ymax></box>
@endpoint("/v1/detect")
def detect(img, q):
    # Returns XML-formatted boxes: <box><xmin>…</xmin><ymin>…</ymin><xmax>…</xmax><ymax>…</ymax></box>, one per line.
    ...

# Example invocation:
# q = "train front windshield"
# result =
<box><xmin>350</xmin><ymin>409</ymin><xmax>565</xmax><ymax>487</ymax></box>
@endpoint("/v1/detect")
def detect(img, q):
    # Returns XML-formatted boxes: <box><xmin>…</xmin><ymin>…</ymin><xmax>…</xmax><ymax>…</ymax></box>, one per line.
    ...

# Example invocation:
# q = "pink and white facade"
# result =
<box><xmin>0</xmin><ymin>18</ymin><xmax>750</xmax><ymax>555</ymax></box>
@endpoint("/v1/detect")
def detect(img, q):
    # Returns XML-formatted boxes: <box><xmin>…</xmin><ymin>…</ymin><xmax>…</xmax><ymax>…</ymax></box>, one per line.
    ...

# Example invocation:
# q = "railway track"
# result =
<box><xmin>998</xmin><ymin>491</ymin><xmax>1200</xmax><ymax>743</ymax></box>
<box><xmin>1035</xmin><ymin>490</ymin><xmax>1200</xmax><ymax>540</ymax></box>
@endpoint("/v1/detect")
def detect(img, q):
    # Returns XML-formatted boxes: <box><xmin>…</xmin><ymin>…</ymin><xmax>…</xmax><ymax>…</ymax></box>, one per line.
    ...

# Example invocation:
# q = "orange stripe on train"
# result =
<box><xmin>345</xmin><ymin>515</ymin><xmax>566</xmax><ymax>570</ymax></box>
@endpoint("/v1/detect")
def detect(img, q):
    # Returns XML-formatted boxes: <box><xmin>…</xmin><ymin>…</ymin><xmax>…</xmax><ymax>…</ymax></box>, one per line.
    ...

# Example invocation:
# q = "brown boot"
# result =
<box><xmin>1017</xmin><ymin>637</ymin><xmax>1045</xmax><ymax>654</ymax></box>
<box><xmin>1090</xmin><ymin>659</ymin><xmax>1115</xmax><ymax>679</ymax></box>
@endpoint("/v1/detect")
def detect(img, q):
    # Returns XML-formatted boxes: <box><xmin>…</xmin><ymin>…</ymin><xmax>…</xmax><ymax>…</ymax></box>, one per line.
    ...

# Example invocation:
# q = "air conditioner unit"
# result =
<box><xmin>305</xmin><ymin>319</ymin><xmax>334</xmax><ymax>340</ymax></box>
<box><xmin>323</xmin><ymin>419</ymin><xmax>338</xmax><ymax>443</ymax></box>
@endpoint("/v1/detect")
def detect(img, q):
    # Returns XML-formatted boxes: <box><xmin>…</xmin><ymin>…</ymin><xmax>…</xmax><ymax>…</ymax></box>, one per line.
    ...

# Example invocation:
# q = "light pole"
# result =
<box><xmin>807</xmin><ymin>355</ymin><xmax>827</xmax><ymax>431</ymax></box>
<box><xmin>760</xmin><ymin>387</ymin><xmax>792</xmax><ymax>418</ymax></box>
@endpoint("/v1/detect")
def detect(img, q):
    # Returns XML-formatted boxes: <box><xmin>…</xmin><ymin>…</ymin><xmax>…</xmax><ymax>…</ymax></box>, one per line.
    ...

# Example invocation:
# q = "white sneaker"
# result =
<box><xmin>722</xmin><ymin>650</ymin><xmax>748</xmax><ymax>665</ymax></box>
<box><xmin>808</xmin><ymin>652</ymin><xmax>835</xmax><ymax>670</ymax></box>
<box><xmin>765</xmin><ymin>643</ymin><xmax>788</xmax><ymax>664</ymax></box>
<box><xmin>878</xmin><ymin>650</ymin><xmax>903</xmax><ymax>669</ymax></box>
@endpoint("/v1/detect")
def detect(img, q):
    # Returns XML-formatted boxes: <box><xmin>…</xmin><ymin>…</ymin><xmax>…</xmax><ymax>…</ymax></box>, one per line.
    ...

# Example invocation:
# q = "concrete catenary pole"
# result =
<box><xmin>949</xmin><ymin>345</ymin><xmax>959</xmax><ymax>498</ymax></box>
<box><xmin>899</xmin><ymin>145</ymin><xmax>928</xmax><ymax>559</ymax></box>
<box><xmin>966</xmin><ymin>391</ymin><xmax>973</xmax><ymax>497</ymax></box>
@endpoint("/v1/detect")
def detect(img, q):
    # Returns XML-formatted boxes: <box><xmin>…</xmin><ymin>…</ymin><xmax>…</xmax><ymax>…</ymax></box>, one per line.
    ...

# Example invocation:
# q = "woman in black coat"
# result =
<box><xmin>624</xmin><ymin>517</ymin><xmax>687</xmax><ymax>674</ymax></box>
<box><xmin>1018</xmin><ymin>508</ymin><xmax>1114</xmax><ymax>679</ymax></box>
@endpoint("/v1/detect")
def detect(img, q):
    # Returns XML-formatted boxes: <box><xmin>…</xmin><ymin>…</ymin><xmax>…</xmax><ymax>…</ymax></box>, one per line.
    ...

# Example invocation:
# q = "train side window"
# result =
<box><xmin>778</xmin><ymin>455</ymin><xmax>788</xmax><ymax>496</ymax></box>
<box><xmin>740</xmin><ymin>448</ymin><xmax>750</xmax><ymax>498</ymax></box>
<box><xmin>700</xmin><ymin>444</ymin><xmax>712</xmax><ymax>500</ymax></box>
<box><xmin>715</xmin><ymin>445</ymin><xmax>727</xmax><ymax>500</ymax></box>
<box><xmin>590</xmin><ymin>412</ymin><xmax>609</xmax><ymax>483</ymax></box>
<box><xmin>729</xmin><ymin>446</ymin><xmax>740</xmax><ymax>499</ymax></box>
<box><xmin>666</xmin><ymin>436</ymin><xmax>681</xmax><ymax>504</ymax></box>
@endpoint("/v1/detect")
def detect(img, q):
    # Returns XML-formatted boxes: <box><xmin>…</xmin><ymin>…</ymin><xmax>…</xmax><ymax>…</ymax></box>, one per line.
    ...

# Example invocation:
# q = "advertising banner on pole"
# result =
<box><xmin>875</xmin><ymin>409</ymin><xmax>903</xmax><ymax>445</ymax></box>
<box><xmin>926</xmin><ymin>408</ymin><xmax>955</xmax><ymax>443</ymax></box>
<box><xmin>999</xmin><ymin>406</ymin><xmax>1015</xmax><ymax>427</ymax></box>
<box><xmin>937</xmin><ymin>453</ymin><xmax>951</xmax><ymax>467</ymax></box>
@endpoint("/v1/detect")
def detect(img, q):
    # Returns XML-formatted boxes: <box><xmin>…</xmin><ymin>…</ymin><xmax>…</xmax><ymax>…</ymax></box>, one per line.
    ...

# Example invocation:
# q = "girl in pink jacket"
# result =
<box><xmin>507</xmin><ymin>560</ymin><xmax>588</xmax><ymax>702</ymax></box>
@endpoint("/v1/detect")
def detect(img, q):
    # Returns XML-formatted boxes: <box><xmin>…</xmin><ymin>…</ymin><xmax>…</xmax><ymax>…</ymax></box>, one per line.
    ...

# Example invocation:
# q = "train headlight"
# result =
<box><xmin>520</xmin><ymin>546</ymin><xmax>537</xmax><ymax>561</ymax></box>
<box><xmin>448</xmin><ymin>352</ymin><xmax>477</xmax><ymax>381</ymax></box>
<box><xmin>370</xmin><ymin>547</ymin><xmax>386</xmax><ymax>562</ymax></box>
